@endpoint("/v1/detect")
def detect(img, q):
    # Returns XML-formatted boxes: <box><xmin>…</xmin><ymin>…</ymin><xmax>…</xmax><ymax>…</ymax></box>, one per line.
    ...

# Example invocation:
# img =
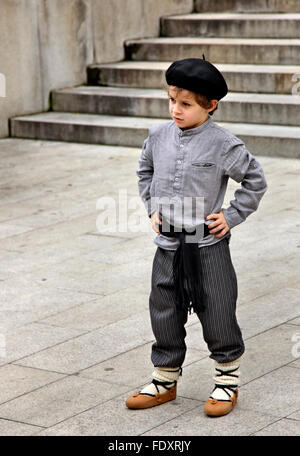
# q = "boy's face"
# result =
<box><xmin>168</xmin><ymin>86</ymin><xmax>215</xmax><ymax>130</ymax></box>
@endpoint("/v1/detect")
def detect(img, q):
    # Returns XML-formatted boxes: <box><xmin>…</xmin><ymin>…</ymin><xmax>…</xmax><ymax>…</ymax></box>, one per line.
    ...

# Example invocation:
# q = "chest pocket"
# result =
<box><xmin>192</xmin><ymin>162</ymin><xmax>215</xmax><ymax>168</ymax></box>
<box><xmin>191</xmin><ymin>162</ymin><xmax>217</xmax><ymax>194</ymax></box>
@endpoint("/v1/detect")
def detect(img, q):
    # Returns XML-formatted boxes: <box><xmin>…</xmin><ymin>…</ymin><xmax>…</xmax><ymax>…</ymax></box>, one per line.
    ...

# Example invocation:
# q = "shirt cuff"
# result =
<box><xmin>145</xmin><ymin>198</ymin><xmax>156</xmax><ymax>218</ymax></box>
<box><xmin>222</xmin><ymin>206</ymin><xmax>244</xmax><ymax>229</ymax></box>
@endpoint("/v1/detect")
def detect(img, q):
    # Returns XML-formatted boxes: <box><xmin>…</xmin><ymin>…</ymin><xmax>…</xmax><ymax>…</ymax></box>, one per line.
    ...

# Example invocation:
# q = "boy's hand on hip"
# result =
<box><xmin>151</xmin><ymin>211</ymin><xmax>162</xmax><ymax>234</ymax></box>
<box><xmin>206</xmin><ymin>210</ymin><xmax>229</xmax><ymax>238</ymax></box>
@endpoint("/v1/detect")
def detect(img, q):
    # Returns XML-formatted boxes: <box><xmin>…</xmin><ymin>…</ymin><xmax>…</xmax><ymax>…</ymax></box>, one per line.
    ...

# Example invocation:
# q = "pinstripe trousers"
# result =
<box><xmin>149</xmin><ymin>237</ymin><xmax>245</xmax><ymax>367</ymax></box>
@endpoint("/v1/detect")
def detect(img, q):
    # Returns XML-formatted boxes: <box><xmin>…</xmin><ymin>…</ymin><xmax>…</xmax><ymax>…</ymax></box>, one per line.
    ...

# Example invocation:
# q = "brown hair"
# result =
<box><xmin>165</xmin><ymin>85</ymin><xmax>218</xmax><ymax>115</ymax></box>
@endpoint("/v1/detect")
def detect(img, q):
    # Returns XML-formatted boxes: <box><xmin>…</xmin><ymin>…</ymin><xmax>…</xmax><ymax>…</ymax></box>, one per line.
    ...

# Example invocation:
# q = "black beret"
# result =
<box><xmin>165</xmin><ymin>57</ymin><xmax>228</xmax><ymax>101</ymax></box>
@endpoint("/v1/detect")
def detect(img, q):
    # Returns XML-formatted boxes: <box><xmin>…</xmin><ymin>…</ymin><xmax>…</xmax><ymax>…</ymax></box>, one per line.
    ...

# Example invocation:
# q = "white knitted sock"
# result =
<box><xmin>140</xmin><ymin>367</ymin><xmax>181</xmax><ymax>396</ymax></box>
<box><xmin>210</xmin><ymin>356</ymin><xmax>242</xmax><ymax>401</ymax></box>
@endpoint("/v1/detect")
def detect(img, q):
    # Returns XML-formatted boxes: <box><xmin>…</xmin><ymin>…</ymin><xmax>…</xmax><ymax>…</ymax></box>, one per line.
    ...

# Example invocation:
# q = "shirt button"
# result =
<box><xmin>177</xmin><ymin>160</ymin><xmax>182</xmax><ymax>164</ymax></box>
<box><xmin>180</xmin><ymin>145</ymin><xmax>184</xmax><ymax>148</ymax></box>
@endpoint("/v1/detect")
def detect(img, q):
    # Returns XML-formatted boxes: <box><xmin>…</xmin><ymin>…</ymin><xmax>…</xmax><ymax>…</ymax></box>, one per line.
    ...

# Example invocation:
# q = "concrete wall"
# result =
<box><xmin>0</xmin><ymin>0</ymin><xmax>193</xmax><ymax>138</ymax></box>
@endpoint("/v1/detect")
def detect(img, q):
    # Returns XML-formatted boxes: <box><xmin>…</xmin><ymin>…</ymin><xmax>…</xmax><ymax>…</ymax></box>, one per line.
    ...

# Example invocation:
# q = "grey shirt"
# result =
<box><xmin>136</xmin><ymin>116</ymin><xmax>267</xmax><ymax>250</ymax></box>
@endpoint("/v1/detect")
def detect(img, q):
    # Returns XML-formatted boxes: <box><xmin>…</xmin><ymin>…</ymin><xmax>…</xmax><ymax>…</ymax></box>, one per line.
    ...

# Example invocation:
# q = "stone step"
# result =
<box><xmin>161</xmin><ymin>13</ymin><xmax>300</xmax><ymax>38</ymax></box>
<box><xmin>51</xmin><ymin>86</ymin><xmax>300</xmax><ymax>126</ymax></box>
<box><xmin>125</xmin><ymin>37</ymin><xmax>300</xmax><ymax>65</ymax></box>
<box><xmin>87</xmin><ymin>61</ymin><xmax>300</xmax><ymax>95</ymax></box>
<box><xmin>10</xmin><ymin>113</ymin><xmax>158</xmax><ymax>148</ymax></box>
<box><xmin>10</xmin><ymin>112</ymin><xmax>300</xmax><ymax>158</ymax></box>
<box><xmin>194</xmin><ymin>0</ymin><xmax>300</xmax><ymax>13</ymax></box>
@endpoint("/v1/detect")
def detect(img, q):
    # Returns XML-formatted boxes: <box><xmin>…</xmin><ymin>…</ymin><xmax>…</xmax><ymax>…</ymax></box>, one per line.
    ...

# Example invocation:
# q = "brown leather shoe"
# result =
<box><xmin>204</xmin><ymin>389</ymin><xmax>238</xmax><ymax>417</ymax></box>
<box><xmin>126</xmin><ymin>384</ymin><xmax>177</xmax><ymax>409</ymax></box>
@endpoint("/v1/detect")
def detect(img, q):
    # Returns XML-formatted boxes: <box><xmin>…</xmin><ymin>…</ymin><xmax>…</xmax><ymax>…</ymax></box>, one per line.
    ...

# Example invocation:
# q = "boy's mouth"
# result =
<box><xmin>173</xmin><ymin>116</ymin><xmax>184</xmax><ymax>122</ymax></box>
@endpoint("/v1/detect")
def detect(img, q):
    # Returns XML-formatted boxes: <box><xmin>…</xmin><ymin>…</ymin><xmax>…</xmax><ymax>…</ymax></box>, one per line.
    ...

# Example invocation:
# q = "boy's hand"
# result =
<box><xmin>206</xmin><ymin>210</ymin><xmax>229</xmax><ymax>238</ymax></box>
<box><xmin>150</xmin><ymin>211</ymin><xmax>162</xmax><ymax>234</ymax></box>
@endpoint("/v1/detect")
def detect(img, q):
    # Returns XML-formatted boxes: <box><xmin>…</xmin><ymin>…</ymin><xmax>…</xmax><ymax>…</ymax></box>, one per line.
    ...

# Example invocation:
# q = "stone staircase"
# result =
<box><xmin>10</xmin><ymin>0</ymin><xmax>300</xmax><ymax>158</ymax></box>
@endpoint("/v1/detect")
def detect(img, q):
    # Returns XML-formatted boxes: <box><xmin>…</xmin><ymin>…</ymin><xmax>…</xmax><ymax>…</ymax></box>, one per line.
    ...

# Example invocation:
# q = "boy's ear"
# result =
<box><xmin>210</xmin><ymin>99</ymin><xmax>218</xmax><ymax>110</ymax></box>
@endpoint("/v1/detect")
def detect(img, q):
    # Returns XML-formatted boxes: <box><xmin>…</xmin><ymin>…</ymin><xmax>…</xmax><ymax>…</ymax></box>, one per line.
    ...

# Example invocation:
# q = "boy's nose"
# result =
<box><xmin>173</xmin><ymin>104</ymin><xmax>181</xmax><ymax>114</ymax></box>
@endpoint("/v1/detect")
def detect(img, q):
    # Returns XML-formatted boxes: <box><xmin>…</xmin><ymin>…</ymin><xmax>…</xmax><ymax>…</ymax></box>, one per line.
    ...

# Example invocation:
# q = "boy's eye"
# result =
<box><xmin>183</xmin><ymin>102</ymin><xmax>190</xmax><ymax>106</ymax></box>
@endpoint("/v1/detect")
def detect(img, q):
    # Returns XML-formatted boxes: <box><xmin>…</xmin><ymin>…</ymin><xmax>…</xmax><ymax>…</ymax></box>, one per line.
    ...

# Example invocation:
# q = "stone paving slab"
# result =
<box><xmin>287</xmin><ymin>410</ymin><xmax>300</xmax><ymax>420</ymax></box>
<box><xmin>39</xmin><ymin>287</ymin><xmax>150</xmax><ymax>331</ymax></box>
<box><xmin>234</xmin><ymin>254</ymin><xmax>299</xmax><ymax>306</ymax></box>
<box><xmin>1</xmin><ymin>213</ymin><xmax>100</xmax><ymax>252</ymax></box>
<box><xmin>34</xmin><ymin>392</ymin><xmax>200</xmax><ymax>436</ymax></box>
<box><xmin>236</xmin><ymin>287</ymin><xmax>300</xmax><ymax>338</ymax></box>
<box><xmin>142</xmin><ymin>404</ymin><xmax>280</xmax><ymax>436</ymax></box>
<box><xmin>0</xmin><ymin>419</ymin><xmax>43</xmax><ymax>436</ymax></box>
<box><xmin>238</xmin><ymin>366</ymin><xmax>300</xmax><ymax>418</ymax></box>
<box><xmin>36</xmin><ymin>256</ymin><xmax>151</xmax><ymax>296</ymax></box>
<box><xmin>0</xmin><ymin>235</ymin><xmax>123</xmax><ymax>276</ymax></box>
<box><xmin>252</xmin><ymin>417</ymin><xmax>300</xmax><ymax>436</ymax></box>
<box><xmin>15</xmin><ymin>311</ymin><xmax>155</xmax><ymax>374</ymax></box>
<box><xmin>239</xmin><ymin>326</ymin><xmax>300</xmax><ymax>385</ymax></box>
<box><xmin>0</xmin><ymin>364</ymin><xmax>64</xmax><ymax>405</ymax></box>
<box><xmin>0</xmin><ymin>296</ymin><xmax>90</xmax><ymax>333</ymax></box>
<box><xmin>0</xmin><ymin>375</ymin><xmax>131</xmax><ymax>428</ymax></box>
<box><xmin>291</xmin><ymin>359</ymin><xmax>300</xmax><ymax>369</ymax></box>
<box><xmin>79</xmin><ymin>341</ymin><xmax>208</xmax><ymax>389</ymax></box>
<box><xmin>0</xmin><ymin>322</ymin><xmax>86</xmax><ymax>367</ymax></box>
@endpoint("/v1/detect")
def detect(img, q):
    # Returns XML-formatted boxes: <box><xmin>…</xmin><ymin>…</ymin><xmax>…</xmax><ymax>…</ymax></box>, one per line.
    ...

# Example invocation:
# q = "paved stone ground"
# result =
<box><xmin>0</xmin><ymin>137</ymin><xmax>299</xmax><ymax>436</ymax></box>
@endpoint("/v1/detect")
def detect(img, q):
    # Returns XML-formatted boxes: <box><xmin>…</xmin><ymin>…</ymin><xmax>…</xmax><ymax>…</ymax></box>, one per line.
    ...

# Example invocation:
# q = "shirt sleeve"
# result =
<box><xmin>136</xmin><ymin>134</ymin><xmax>155</xmax><ymax>218</ymax></box>
<box><xmin>221</xmin><ymin>138</ymin><xmax>268</xmax><ymax>229</ymax></box>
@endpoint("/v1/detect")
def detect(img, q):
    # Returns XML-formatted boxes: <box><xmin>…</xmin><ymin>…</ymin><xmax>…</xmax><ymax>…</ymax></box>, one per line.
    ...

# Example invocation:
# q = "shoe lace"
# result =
<box><xmin>151</xmin><ymin>367</ymin><xmax>183</xmax><ymax>393</ymax></box>
<box><xmin>211</xmin><ymin>366</ymin><xmax>239</xmax><ymax>399</ymax></box>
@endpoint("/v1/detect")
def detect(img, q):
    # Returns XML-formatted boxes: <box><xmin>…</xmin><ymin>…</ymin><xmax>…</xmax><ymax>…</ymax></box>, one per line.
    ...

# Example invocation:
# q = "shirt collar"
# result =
<box><xmin>174</xmin><ymin>116</ymin><xmax>213</xmax><ymax>136</ymax></box>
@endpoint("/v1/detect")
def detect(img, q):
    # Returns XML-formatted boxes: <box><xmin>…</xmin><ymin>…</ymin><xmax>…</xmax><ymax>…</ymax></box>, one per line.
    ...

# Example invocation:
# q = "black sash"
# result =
<box><xmin>158</xmin><ymin>216</ymin><xmax>210</xmax><ymax>314</ymax></box>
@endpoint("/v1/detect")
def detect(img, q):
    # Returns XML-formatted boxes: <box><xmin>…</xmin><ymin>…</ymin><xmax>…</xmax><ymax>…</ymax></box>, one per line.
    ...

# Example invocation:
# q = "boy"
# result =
<box><xmin>126</xmin><ymin>58</ymin><xmax>267</xmax><ymax>417</ymax></box>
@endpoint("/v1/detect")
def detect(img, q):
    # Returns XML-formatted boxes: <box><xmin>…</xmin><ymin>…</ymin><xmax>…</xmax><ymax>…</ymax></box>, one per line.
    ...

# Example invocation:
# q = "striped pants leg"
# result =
<box><xmin>149</xmin><ymin>238</ymin><xmax>245</xmax><ymax>367</ymax></box>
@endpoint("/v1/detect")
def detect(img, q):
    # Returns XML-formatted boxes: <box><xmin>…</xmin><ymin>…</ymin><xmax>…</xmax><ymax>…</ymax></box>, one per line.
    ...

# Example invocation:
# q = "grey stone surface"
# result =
<box><xmin>0</xmin><ymin>419</ymin><xmax>43</xmax><ymax>436</ymax></box>
<box><xmin>252</xmin><ymin>417</ymin><xmax>300</xmax><ymax>436</ymax></box>
<box><xmin>34</xmin><ymin>392</ymin><xmax>200</xmax><ymax>436</ymax></box>
<box><xmin>16</xmin><ymin>311</ymin><xmax>155</xmax><ymax>374</ymax></box>
<box><xmin>0</xmin><ymin>375</ymin><xmax>131</xmax><ymax>427</ymax></box>
<box><xmin>79</xmin><ymin>341</ymin><xmax>207</xmax><ymax>389</ymax></box>
<box><xmin>240</xmin><ymin>326</ymin><xmax>300</xmax><ymax>384</ymax></box>
<box><xmin>0</xmin><ymin>137</ymin><xmax>299</xmax><ymax>435</ymax></box>
<box><xmin>39</xmin><ymin>287</ymin><xmax>150</xmax><ymax>331</ymax></box>
<box><xmin>142</xmin><ymin>405</ymin><xmax>280</xmax><ymax>436</ymax></box>
<box><xmin>0</xmin><ymin>322</ymin><xmax>86</xmax><ymax>367</ymax></box>
<box><xmin>287</xmin><ymin>409</ymin><xmax>300</xmax><ymax>420</ymax></box>
<box><xmin>87</xmin><ymin>61</ymin><xmax>300</xmax><ymax>94</ymax></box>
<box><xmin>0</xmin><ymin>364</ymin><xmax>64</xmax><ymax>405</ymax></box>
<box><xmin>11</xmin><ymin>112</ymin><xmax>300</xmax><ymax>158</ymax></box>
<box><xmin>194</xmin><ymin>0</ymin><xmax>300</xmax><ymax>13</ymax></box>
<box><xmin>36</xmin><ymin>0</ymin><xmax>93</xmax><ymax>108</ymax></box>
<box><xmin>51</xmin><ymin>86</ymin><xmax>300</xmax><ymax>126</ymax></box>
<box><xmin>288</xmin><ymin>317</ymin><xmax>300</xmax><ymax>325</ymax></box>
<box><xmin>92</xmin><ymin>0</ymin><xmax>193</xmax><ymax>63</ymax></box>
<box><xmin>161</xmin><ymin>13</ymin><xmax>300</xmax><ymax>38</ymax></box>
<box><xmin>125</xmin><ymin>37</ymin><xmax>300</xmax><ymax>65</ymax></box>
<box><xmin>236</xmin><ymin>287</ymin><xmax>300</xmax><ymax>338</ymax></box>
<box><xmin>240</xmin><ymin>366</ymin><xmax>300</xmax><ymax>418</ymax></box>
<box><xmin>0</xmin><ymin>0</ymin><xmax>43</xmax><ymax>138</ymax></box>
